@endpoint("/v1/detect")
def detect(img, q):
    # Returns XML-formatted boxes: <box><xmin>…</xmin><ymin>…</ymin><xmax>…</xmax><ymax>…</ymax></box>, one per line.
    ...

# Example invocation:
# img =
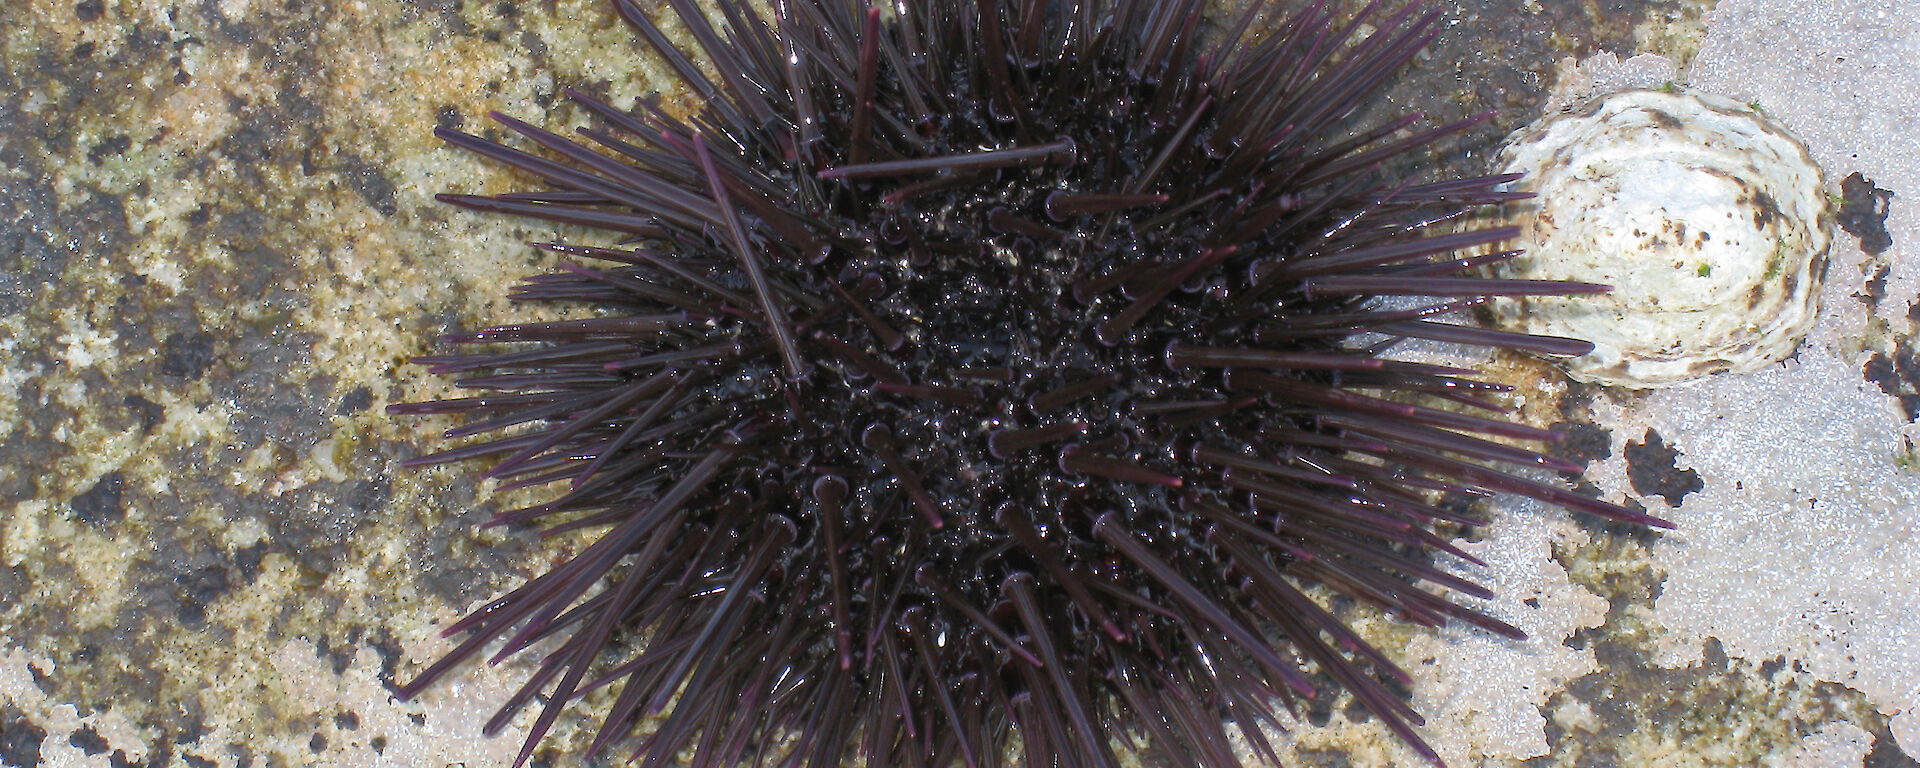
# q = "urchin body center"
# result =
<box><xmin>810</xmin><ymin>165</ymin><xmax>1210</xmax><ymax>484</ymax></box>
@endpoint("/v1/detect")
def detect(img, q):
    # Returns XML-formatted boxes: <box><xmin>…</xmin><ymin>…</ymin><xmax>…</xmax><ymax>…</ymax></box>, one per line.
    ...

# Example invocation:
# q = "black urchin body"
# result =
<box><xmin>392</xmin><ymin>1</ymin><xmax>1666</xmax><ymax>766</ymax></box>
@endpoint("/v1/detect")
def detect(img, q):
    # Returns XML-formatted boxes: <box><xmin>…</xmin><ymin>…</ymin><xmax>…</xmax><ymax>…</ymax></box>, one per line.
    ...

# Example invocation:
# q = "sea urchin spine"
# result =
<box><xmin>391</xmin><ymin>1</ymin><xmax>1667</xmax><ymax>765</ymax></box>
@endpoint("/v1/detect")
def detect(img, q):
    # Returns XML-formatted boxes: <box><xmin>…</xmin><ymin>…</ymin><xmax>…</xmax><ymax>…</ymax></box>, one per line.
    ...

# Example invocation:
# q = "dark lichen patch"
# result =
<box><xmin>519</xmin><ymin>30</ymin><xmax>549</xmax><ymax>61</ymax></box>
<box><xmin>337</xmin><ymin>386</ymin><xmax>373</xmax><ymax>414</ymax></box>
<box><xmin>123</xmin><ymin>394</ymin><xmax>165</xmax><ymax>434</ymax></box>
<box><xmin>337</xmin><ymin>154</ymin><xmax>399</xmax><ymax>217</ymax></box>
<box><xmin>1623</xmin><ymin>428</ymin><xmax>1702</xmax><ymax>506</ymax></box>
<box><xmin>1558</xmin><ymin>380</ymin><xmax>1602</xmax><ymax>421</ymax></box>
<box><xmin>158</xmin><ymin>330</ymin><xmax>218</xmax><ymax>381</ymax></box>
<box><xmin>2</xmin><ymin>381</ymin><xmax>77</xmax><ymax>495</ymax></box>
<box><xmin>1556</xmin><ymin>635</ymin><xmax>1728</xmax><ymax>760</ymax></box>
<box><xmin>109</xmin><ymin>285</ymin><xmax>158</xmax><ymax>349</ymax></box>
<box><xmin>0</xmin><ymin>161</ymin><xmax>71</xmax><ymax>317</ymax></box>
<box><xmin>14</xmin><ymin>412</ymin><xmax>394</xmax><ymax>755</ymax></box>
<box><xmin>256</xmin><ymin>477</ymin><xmax>396</xmax><ymax>582</ymax></box>
<box><xmin>1553</xmin><ymin>421</ymin><xmax>1614</xmax><ymax>470</ymax></box>
<box><xmin>1548</xmin><ymin>515</ymin><xmax>1896</xmax><ymax>767</ymax></box>
<box><xmin>1864</xmin><ymin>264</ymin><xmax>1892</xmax><ymax>306</ymax></box>
<box><xmin>1546</xmin><ymin>631</ymin><xmax>1897</xmax><ymax>767</ymax></box>
<box><xmin>167</xmin><ymin>705</ymin><xmax>208</xmax><ymax>751</ymax></box>
<box><xmin>209</xmin><ymin>206</ymin><xmax>289</xmax><ymax>277</ymax></box>
<box><xmin>1565</xmin><ymin>478</ymin><xmax>1664</xmax><ymax>545</ymax></box>
<box><xmin>220</xmin><ymin>333</ymin><xmax>333</xmax><ymax>451</ymax></box>
<box><xmin>1865</xmin><ymin>725</ymin><xmax>1920</xmax><ymax>767</ymax></box>
<box><xmin>1555</xmin><ymin>509</ymin><xmax>1664</xmax><ymax>622</ymax></box>
<box><xmin>0</xmin><ymin>706</ymin><xmax>45</xmax><ymax>768</ymax></box>
<box><xmin>1303</xmin><ymin>685</ymin><xmax>1338</xmax><ymax>727</ymax></box>
<box><xmin>216</xmin><ymin>99</ymin><xmax>288</xmax><ymax>169</ymax></box>
<box><xmin>86</xmin><ymin>135</ymin><xmax>132</xmax><ymax>166</ymax></box>
<box><xmin>400</xmin><ymin>477</ymin><xmax>542</xmax><ymax>605</ymax></box>
<box><xmin>69</xmin><ymin>471</ymin><xmax>127</xmax><ymax>526</ymax></box>
<box><xmin>67</xmin><ymin>726</ymin><xmax>108</xmax><ymax>756</ymax></box>
<box><xmin>1862</xmin><ymin>351</ymin><xmax>1920</xmax><ymax>421</ymax></box>
<box><xmin>172</xmin><ymin>563</ymin><xmax>234</xmax><ymax>628</ymax></box>
<box><xmin>1837</xmin><ymin>171</ymin><xmax>1895</xmax><ymax>256</ymax></box>
<box><xmin>315</xmin><ymin>630</ymin><xmax>364</xmax><ymax>676</ymax></box>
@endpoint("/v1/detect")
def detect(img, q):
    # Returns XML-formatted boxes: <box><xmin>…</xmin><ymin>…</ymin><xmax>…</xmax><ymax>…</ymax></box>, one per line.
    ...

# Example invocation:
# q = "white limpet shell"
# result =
<box><xmin>1485</xmin><ymin>87</ymin><xmax>1830</xmax><ymax>388</ymax></box>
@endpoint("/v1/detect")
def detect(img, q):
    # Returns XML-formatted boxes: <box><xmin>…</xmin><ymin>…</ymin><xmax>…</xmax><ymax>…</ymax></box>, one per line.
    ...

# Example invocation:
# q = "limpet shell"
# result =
<box><xmin>1486</xmin><ymin>88</ymin><xmax>1829</xmax><ymax>388</ymax></box>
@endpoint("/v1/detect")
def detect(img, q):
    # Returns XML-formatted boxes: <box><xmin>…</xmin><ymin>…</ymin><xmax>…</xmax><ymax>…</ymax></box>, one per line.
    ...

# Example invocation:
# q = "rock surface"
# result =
<box><xmin>2</xmin><ymin>0</ymin><xmax>1915</xmax><ymax>766</ymax></box>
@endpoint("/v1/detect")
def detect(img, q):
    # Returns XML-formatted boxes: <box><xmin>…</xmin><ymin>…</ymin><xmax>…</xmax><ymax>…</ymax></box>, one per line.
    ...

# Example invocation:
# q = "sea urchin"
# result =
<box><xmin>390</xmin><ymin>1</ymin><xmax>1667</xmax><ymax>765</ymax></box>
